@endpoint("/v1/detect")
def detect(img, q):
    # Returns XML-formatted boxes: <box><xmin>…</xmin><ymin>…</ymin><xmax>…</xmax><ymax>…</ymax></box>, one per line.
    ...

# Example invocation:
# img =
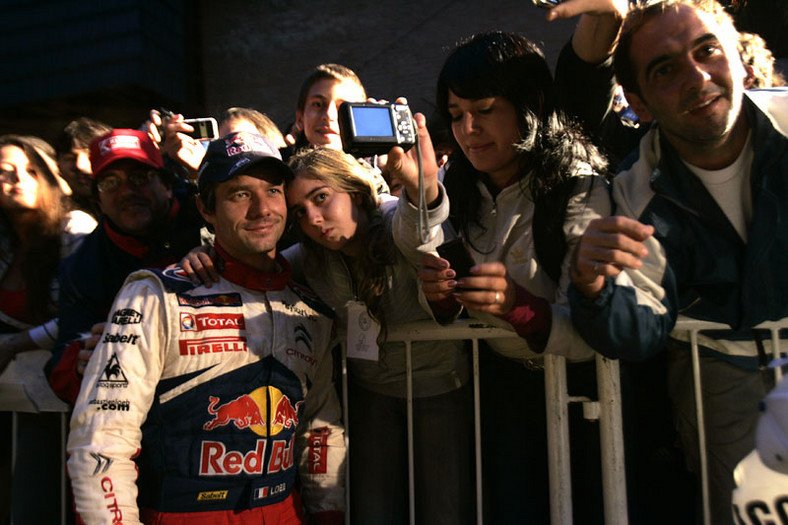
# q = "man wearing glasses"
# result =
<box><xmin>46</xmin><ymin>129</ymin><xmax>205</xmax><ymax>403</ymax></box>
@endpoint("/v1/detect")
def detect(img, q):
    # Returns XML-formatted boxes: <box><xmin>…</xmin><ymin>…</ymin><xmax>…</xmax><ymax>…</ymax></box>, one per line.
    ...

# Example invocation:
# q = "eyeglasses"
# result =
<box><xmin>97</xmin><ymin>169</ymin><xmax>156</xmax><ymax>193</ymax></box>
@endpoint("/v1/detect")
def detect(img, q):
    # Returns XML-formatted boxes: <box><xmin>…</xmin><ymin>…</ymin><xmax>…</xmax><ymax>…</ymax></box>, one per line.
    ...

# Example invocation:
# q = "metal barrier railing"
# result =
<box><xmin>9</xmin><ymin>317</ymin><xmax>785</xmax><ymax>524</ymax></box>
<box><xmin>672</xmin><ymin>316</ymin><xmax>787</xmax><ymax>525</ymax></box>
<box><xmin>341</xmin><ymin>319</ymin><xmax>629</xmax><ymax>525</ymax></box>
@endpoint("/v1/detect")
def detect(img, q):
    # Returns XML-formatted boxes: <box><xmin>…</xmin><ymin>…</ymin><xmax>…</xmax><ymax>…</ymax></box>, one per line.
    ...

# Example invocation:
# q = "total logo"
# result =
<box><xmin>203</xmin><ymin>386</ymin><xmax>302</xmax><ymax>437</ymax></box>
<box><xmin>180</xmin><ymin>312</ymin><xmax>245</xmax><ymax>332</ymax></box>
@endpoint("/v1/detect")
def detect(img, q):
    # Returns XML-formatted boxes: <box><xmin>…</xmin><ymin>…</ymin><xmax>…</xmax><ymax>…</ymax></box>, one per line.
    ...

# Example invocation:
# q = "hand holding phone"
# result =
<box><xmin>436</xmin><ymin>238</ymin><xmax>476</xmax><ymax>280</ymax></box>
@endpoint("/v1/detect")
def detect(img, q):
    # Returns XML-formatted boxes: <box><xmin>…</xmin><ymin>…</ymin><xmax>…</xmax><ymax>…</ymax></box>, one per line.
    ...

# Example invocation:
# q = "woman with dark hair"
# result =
<box><xmin>396</xmin><ymin>31</ymin><xmax>611</xmax><ymax>521</ymax></box>
<box><xmin>0</xmin><ymin>134</ymin><xmax>96</xmax><ymax>524</ymax></box>
<box><xmin>284</xmin><ymin>144</ymin><xmax>473</xmax><ymax>524</ymax></box>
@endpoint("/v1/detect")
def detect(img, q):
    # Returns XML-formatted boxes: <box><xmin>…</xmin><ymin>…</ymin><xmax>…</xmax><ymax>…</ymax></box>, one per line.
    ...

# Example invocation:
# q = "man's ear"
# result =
<box><xmin>624</xmin><ymin>90</ymin><xmax>654</xmax><ymax>123</ymax></box>
<box><xmin>195</xmin><ymin>194</ymin><xmax>214</xmax><ymax>226</ymax></box>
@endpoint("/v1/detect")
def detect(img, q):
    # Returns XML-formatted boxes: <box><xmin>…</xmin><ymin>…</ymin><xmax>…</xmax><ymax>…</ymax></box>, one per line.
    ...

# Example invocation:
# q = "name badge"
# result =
<box><xmin>346</xmin><ymin>300</ymin><xmax>380</xmax><ymax>361</ymax></box>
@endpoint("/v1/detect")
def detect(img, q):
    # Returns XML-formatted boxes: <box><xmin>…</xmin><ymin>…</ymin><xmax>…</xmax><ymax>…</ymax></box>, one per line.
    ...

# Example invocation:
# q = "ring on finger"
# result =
<box><xmin>494</xmin><ymin>291</ymin><xmax>501</xmax><ymax>305</ymax></box>
<box><xmin>593</xmin><ymin>261</ymin><xmax>603</xmax><ymax>274</ymax></box>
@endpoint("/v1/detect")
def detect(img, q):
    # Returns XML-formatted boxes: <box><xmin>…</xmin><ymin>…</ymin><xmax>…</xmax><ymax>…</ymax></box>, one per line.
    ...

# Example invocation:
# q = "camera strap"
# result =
<box><xmin>415</xmin><ymin>130</ymin><xmax>430</xmax><ymax>244</ymax></box>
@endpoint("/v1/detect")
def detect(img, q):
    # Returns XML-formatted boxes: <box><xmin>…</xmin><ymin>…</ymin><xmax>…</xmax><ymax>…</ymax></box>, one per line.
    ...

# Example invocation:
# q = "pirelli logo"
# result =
<box><xmin>197</xmin><ymin>490</ymin><xmax>228</xmax><ymax>502</ymax></box>
<box><xmin>179</xmin><ymin>337</ymin><xmax>248</xmax><ymax>356</ymax></box>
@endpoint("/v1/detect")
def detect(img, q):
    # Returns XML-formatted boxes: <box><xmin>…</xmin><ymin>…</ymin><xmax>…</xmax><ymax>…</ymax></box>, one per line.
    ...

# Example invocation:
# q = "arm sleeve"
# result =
<box><xmin>66</xmin><ymin>276</ymin><xmax>167</xmax><ymax>525</ymax></box>
<box><xmin>391</xmin><ymin>181</ymin><xmax>450</xmax><ymax>268</ymax></box>
<box><xmin>296</xmin><ymin>341</ymin><xmax>346</xmax><ymax>516</ymax></box>
<box><xmin>544</xmin><ymin>174</ymin><xmax>613</xmax><ymax>360</ymax></box>
<box><xmin>569</xmin><ymin>176</ymin><xmax>678</xmax><ymax>361</ymax></box>
<box><xmin>46</xmin><ymin>263</ymin><xmax>105</xmax><ymax>398</ymax></box>
<box><xmin>555</xmin><ymin>39</ymin><xmax>617</xmax><ymax>135</ymax></box>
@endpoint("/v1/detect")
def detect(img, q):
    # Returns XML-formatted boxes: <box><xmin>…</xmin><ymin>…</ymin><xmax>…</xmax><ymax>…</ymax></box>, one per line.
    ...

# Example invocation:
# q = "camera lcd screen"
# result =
<box><xmin>351</xmin><ymin>106</ymin><xmax>395</xmax><ymax>137</ymax></box>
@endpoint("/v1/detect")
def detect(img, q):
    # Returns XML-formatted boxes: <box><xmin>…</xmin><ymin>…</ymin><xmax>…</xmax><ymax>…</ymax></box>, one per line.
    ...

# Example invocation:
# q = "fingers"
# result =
<box><xmin>571</xmin><ymin>216</ymin><xmax>654</xmax><ymax>297</ymax></box>
<box><xmin>180</xmin><ymin>248</ymin><xmax>220</xmax><ymax>287</ymax></box>
<box><xmin>451</xmin><ymin>263</ymin><xmax>512</xmax><ymax>313</ymax></box>
<box><xmin>419</xmin><ymin>252</ymin><xmax>456</xmax><ymax>301</ymax></box>
<box><xmin>90</xmin><ymin>322</ymin><xmax>106</xmax><ymax>336</ymax></box>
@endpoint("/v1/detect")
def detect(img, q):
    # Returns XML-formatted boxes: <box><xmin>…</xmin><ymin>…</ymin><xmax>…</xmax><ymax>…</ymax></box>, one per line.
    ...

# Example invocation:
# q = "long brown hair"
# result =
<box><xmin>0</xmin><ymin>135</ymin><xmax>70</xmax><ymax>323</ymax></box>
<box><xmin>287</xmin><ymin>147</ymin><xmax>397</xmax><ymax>339</ymax></box>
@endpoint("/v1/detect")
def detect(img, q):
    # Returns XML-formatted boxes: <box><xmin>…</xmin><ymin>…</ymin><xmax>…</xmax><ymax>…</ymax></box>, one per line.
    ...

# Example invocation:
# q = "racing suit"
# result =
<box><xmin>67</xmin><ymin>249</ymin><xmax>344</xmax><ymax>524</ymax></box>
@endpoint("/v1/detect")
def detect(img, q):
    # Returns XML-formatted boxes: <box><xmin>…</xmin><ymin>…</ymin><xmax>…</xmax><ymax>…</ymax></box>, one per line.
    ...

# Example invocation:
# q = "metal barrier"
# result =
<box><xmin>341</xmin><ymin>319</ymin><xmax>629</xmax><ymax>525</ymax></box>
<box><xmin>10</xmin><ymin>317</ymin><xmax>785</xmax><ymax>524</ymax></box>
<box><xmin>672</xmin><ymin>317</ymin><xmax>787</xmax><ymax>525</ymax></box>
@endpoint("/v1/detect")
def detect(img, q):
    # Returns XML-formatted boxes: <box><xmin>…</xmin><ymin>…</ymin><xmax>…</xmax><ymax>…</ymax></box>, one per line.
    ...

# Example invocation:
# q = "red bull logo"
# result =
<box><xmin>202</xmin><ymin>386</ymin><xmax>302</xmax><ymax>437</ymax></box>
<box><xmin>199</xmin><ymin>435</ymin><xmax>295</xmax><ymax>476</ymax></box>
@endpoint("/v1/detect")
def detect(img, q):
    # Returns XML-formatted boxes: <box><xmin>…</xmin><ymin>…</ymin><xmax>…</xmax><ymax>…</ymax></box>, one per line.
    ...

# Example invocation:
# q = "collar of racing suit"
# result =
<box><xmin>214</xmin><ymin>242</ymin><xmax>292</xmax><ymax>292</ymax></box>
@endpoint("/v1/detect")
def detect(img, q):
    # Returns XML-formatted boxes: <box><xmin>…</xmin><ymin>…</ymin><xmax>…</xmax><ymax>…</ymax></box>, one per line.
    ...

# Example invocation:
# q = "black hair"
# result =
<box><xmin>437</xmin><ymin>31</ymin><xmax>609</xmax><ymax>282</ymax></box>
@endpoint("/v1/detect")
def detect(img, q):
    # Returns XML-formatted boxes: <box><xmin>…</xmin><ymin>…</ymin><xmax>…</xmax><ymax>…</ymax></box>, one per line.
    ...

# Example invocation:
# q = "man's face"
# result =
<box><xmin>57</xmin><ymin>147</ymin><xmax>93</xmax><ymax>199</ymax></box>
<box><xmin>96</xmin><ymin>159</ymin><xmax>172</xmax><ymax>237</ymax></box>
<box><xmin>198</xmin><ymin>168</ymin><xmax>287</xmax><ymax>271</ymax></box>
<box><xmin>625</xmin><ymin>4</ymin><xmax>748</xmax><ymax>152</ymax></box>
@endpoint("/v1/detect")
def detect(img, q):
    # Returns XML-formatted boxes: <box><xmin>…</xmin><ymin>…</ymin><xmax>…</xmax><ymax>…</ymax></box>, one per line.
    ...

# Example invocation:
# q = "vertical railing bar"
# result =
<box><xmin>11</xmin><ymin>411</ymin><xmax>16</xmax><ymax>525</ymax></box>
<box><xmin>545</xmin><ymin>354</ymin><xmax>573</xmax><ymax>524</ymax></box>
<box><xmin>597</xmin><ymin>355</ymin><xmax>628</xmax><ymax>524</ymax></box>
<box><xmin>772</xmin><ymin>327</ymin><xmax>783</xmax><ymax>383</ymax></box>
<box><xmin>61</xmin><ymin>412</ymin><xmax>67</xmax><ymax>525</ymax></box>
<box><xmin>689</xmin><ymin>330</ymin><xmax>711</xmax><ymax>525</ymax></box>
<box><xmin>472</xmin><ymin>338</ymin><xmax>483</xmax><ymax>525</ymax></box>
<box><xmin>341</xmin><ymin>343</ymin><xmax>350</xmax><ymax>525</ymax></box>
<box><xmin>406</xmin><ymin>340</ymin><xmax>415</xmax><ymax>525</ymax></box>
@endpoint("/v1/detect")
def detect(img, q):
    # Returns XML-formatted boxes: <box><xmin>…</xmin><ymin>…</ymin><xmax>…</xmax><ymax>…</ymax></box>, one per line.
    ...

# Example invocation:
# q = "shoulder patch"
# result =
<box><xmin>288</xmin><ymin>281</ymin><xmax>335</xmax><ymax>319</ymax></box>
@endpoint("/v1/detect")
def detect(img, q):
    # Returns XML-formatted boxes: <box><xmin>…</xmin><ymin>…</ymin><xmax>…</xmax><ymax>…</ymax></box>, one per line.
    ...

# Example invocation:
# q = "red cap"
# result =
<box><xmin>89</xmin><ymin>129</ymin><xmax>164</xmax><ymax>177</ymax></box>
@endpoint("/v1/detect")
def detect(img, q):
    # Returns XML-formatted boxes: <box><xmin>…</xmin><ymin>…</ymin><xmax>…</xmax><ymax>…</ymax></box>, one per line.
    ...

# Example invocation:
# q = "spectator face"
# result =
<box><xmin>447</xmin><ymin>91</ymin><xmax>521</xmax><ymax>187</ymax></box>
<box><xmin>296</xmin><ymin>78</ymin><xmax>366</xmax><ymax>150</ymax></box>
<box><xmin>0</xmin><ymin>145</ymin><xmax>41</xmax><ymax>210</ymax></box>
<box><xmin>219</xmin><ymin>118</ymin><xmax>258</xmax><ymax>137</ymax></box>
<box><xmin>286</xmin><ymin>172</ymin><xmax>367</xmax><ymax>256</ymax></box>
<box><xmin>57</xmin><ymin>147</ymin><xmax>93</xmax><ymax>199</ymax></box>
<box><xmin>96</xmin><ymin>159</ymin><xmax>172</xmax><ymax>237</ymax></box>
<box><xmin>199</xmin><ymin>168</ymin><xmax>286</xmax><ymax>269</ymax></box>
<box><xmin>625</xmin><ymin>4</ymin><xmax>747</xmax><ymax>150</ymax></box>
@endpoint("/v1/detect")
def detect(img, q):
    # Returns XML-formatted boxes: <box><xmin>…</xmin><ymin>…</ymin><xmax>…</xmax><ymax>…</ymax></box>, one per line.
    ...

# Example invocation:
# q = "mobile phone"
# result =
<box><xmin>436</xmin><ymin>238</ymin><xmax>476</xmax><ymax>280</ymax></box>
<box><xmin>531</xmin><ymin>0</ymin><xmax>562</xmax><ymax>8</ymax></box>
<box><xmin>183</xmin><ymin>117</ymin><xmax>219</xmax><ymax>141</ymax></box>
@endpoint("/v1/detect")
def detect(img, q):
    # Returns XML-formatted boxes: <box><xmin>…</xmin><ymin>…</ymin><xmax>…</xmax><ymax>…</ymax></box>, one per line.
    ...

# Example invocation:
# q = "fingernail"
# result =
<box><xmin>446</xmin><ymin>269</ymin><xmax>456</xmax><ymax>278</ymax></box>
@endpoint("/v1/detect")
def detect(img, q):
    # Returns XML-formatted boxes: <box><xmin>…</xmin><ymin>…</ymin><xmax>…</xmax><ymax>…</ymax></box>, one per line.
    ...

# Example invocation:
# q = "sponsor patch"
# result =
<box><xmin>100</xmin><ymin>476</ymin><xmax>123</xmax><ymax>523</ymax></box>
<box><xmin>180</xmin><ymin>312</ymin><xmax>245</xmax><ymax>332</ymax></box>
<box><xmin>177</xmin><ymin>293</ymin><xmax>242</xmax><ymax>309</ymax></box>
<box><xmin>97</xmin><ymin>354</ymin><xmax>128</xmax><ymax>389</ymax></box>
<box><xmin>179</xmin><ymin>336</ymin><xmax>247</xmax><ymax>356</ymax></box>
<box><xmin>199</xmin><ymin>436</ymin><xmax>294</xmax><ymax>476</ymax></box>
<box><xmin>203</xmin><ymin>387</ymin><xmax>301</xmax><ymax>436</ymax></box>
<box><xmin>90</xmin><ymin>452</ymin><xmax>113</xmax><ymax>476</ymax></box>
<box><xmin>309</xmin><ymin>427</ymin><xmax>331</xmax><ymax>474</ymax></box>
<box><xmin>89</xmin><ymin>399</ymin><xmax>130</xmax><ymax>411</ymax></box>
<box><xmin>197</xmin><ymin>490</ymin><xmax>228</xmax><ymax>502</ymax></box>
<box><xmin>103</xmin><ymin>333</ymin><xmax>140</xmax><ymax>345</ymax></box>
<box><xmin>111</xmin><ymin>308</ymin><xmax>141</xmax><ymax>325</ymax></box>
<box><xmin>254</xmin><ymin>483</ymin><xmax>288</xmax><ymax>500</ymax></box>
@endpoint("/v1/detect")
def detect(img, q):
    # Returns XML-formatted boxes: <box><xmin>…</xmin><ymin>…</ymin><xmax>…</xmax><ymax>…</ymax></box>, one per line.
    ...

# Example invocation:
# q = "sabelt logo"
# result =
<box><xmin>179</xmin><ymin>336</ymin><xmax>247</xmax><ymax>356</ymax></box>
<box><xmin>197</xmin><ymin>490</ymin><xmax>228</xmax><ymax>501</ymax></box>
<box><xmin>180</xmin><ymin>312</ymin><xmax>245</xmax><ymax>332</ymax></box>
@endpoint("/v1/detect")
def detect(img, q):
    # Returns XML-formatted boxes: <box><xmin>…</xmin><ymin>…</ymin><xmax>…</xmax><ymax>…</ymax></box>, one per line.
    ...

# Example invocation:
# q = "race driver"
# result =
<box><xmin>67</xmin><ymin>131</ymin><xmax>345</xmax><ymax>524</ymax></box>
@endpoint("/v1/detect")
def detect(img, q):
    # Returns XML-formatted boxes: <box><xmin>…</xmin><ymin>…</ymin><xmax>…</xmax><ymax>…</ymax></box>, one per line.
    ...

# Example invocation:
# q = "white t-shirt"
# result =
<box><xmin>684</xmin><ymin>132</ymin><xmax>754</xmax><ymax>242</ymax></box>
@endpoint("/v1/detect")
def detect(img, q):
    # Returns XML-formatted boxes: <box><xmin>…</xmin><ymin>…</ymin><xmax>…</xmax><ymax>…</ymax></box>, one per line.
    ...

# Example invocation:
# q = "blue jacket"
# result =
<box><xmin>570</xmin><ymin>90</ymin><xmax>788</xmax><ymax>369</ymax></box>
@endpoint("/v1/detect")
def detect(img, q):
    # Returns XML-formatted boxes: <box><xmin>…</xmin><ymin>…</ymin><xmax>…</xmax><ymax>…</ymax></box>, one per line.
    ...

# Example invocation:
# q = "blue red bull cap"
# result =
<box><xmin>198</xmin><ymin>131</ymin><xmax>291</xmax><ymax>192</ymax></box>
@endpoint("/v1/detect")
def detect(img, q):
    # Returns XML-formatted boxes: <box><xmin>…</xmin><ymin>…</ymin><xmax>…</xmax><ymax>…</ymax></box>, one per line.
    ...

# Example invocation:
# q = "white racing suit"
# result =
<box><xmin>67</xmin><ymin>255</ymin><xmax>344</xmax><ymax>524</ymax></box>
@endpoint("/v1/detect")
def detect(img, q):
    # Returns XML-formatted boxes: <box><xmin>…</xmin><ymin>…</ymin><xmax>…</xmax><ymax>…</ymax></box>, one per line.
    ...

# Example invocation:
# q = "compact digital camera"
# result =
<box><xmin>338</xmin><ymin>102</ymin><xmax>417</xmax><ymax>157</ymax></box>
